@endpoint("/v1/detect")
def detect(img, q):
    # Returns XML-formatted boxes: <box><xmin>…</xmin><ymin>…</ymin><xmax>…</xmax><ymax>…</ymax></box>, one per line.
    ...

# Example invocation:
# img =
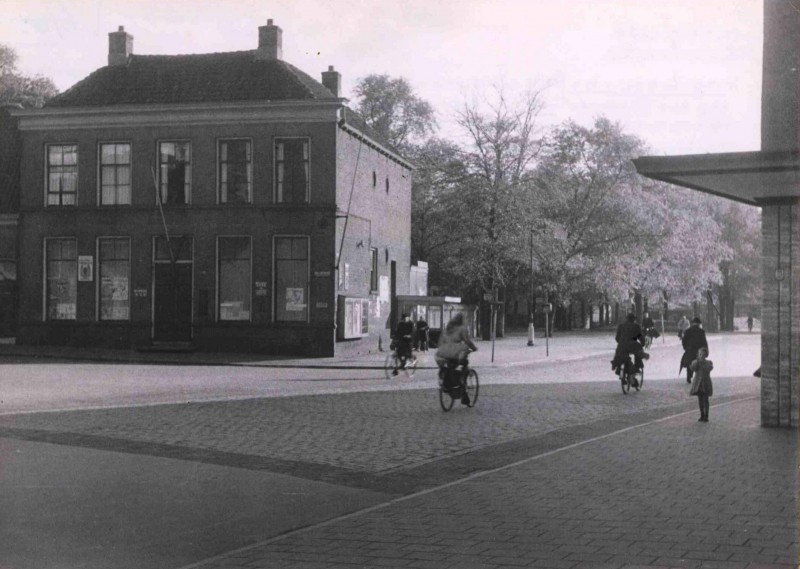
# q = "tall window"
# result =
<box><xmin>370</xmin><ymin>247</ymin><xmax>378</xmax><ymax>292</ymax></box>
<box><xmin>275</xmin><ymin>138</ymin><xmax>309</xmax><ymax>203</ymax></box>
<box><xmin>99</xmin><ymin>238</ymin><xmax>130</xmax><ymax>320</ymax></box>
<box><xmin>218</xmin><ymin>236</ymin><xmax>251</xmax><ymax>321</ymax></box>
<box><xmin>159</xmin><ymin>142</ymin><xmax>191</xmax><ymax>205</ymax></box>
<box><xmin>99</xmin><ymin>143</ymin><xmax>131</xmax><ymax>205</ymax></box>
<box><xmin>46</xmin><ymin>238</ymin><xmax>77</xmax><ymax>320</ymax></box>
<box><xmin>219</xmin><ymin>140</ymin><xmax>252</xmax><ymax>203</ymax></box>
<box><xmin>46</xmin><ymin>145</ymin><xmax>78</xmax><ymax>206</ymax></box>
<box><xmin>274</xmin><ymin>236</ymin><xmax>308</xmax><ymax>322</ymax></box>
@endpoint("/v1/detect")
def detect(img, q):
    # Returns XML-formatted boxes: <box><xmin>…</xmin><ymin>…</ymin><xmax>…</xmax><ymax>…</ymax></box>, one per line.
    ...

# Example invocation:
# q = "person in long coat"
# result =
<box><xmin>680</xmin><ymin>317</ymin><xmax>709</xmax><ymax>383</ymax></box>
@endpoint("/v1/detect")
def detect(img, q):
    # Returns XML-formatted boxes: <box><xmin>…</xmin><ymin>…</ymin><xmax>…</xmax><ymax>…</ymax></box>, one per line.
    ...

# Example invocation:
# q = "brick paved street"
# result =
<box><xmin>1</xmin><ymin>333</ymin><xmax>795</xmax><ymax>568</ymax></box>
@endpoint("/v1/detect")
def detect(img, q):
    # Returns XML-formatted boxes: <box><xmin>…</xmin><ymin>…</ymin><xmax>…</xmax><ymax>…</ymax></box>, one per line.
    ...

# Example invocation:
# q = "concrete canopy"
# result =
<box><xmin>632</xmin><ymin>150</ymin><xmax>800</xmax><ymax>206</ymax></box>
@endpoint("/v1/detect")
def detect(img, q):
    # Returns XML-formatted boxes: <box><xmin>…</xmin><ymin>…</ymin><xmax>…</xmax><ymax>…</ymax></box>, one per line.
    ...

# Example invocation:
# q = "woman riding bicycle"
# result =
<box><xmin>435</xmin><ymin>313</ymin><xmax>477</xmax><ymax>405</ymax></box>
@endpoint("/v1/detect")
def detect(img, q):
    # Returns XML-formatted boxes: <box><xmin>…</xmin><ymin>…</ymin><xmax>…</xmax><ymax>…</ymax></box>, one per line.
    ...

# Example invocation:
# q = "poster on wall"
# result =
<box><xmin>379</xmin><ymin>275</ymin><xmax>389</xmax><ymax>303</ymax></box>
<box><xmin>286</xmin><ymin>288</ymin><xmax>306</xmax><ymax>311</ymax></box>
<box><xmin>78</xmin><ymin>256</ymin><xmax>93</xmax><ymax>282</ymax></box>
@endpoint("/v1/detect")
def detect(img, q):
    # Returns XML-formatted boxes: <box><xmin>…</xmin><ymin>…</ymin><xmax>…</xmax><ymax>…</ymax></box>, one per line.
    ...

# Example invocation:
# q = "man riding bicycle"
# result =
<box><xmin>612</xmin><ymin>313</ymin><xmax>650</xmax><ymax>376</ymax></box>
<box><xmin>434</xmin><ymin>313</ymin><xmax>477</xmax><ymax>406</ymax></box>
<box><xmin>391</xmin><ymin>314</ymin><xmax>416</xmax><ymax>376</ymax></box>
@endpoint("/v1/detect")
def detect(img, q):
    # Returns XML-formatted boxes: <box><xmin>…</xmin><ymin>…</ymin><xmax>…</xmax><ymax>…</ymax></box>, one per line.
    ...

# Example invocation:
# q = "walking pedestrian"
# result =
<box><xmin>680</xmin><ymin>317</ymin><xmax>708</xmax><ymax>384</ymax></box>
<box><xmin>415</xmin><ymin>316</ymin><xmax>429</xmax><ymax>351</ymax></box>
<box><xmin>747</xmin><ymin>315</ymin><xmax>754</xmax><ymax>332</ymax></box>
<box><xmin>689</xmin><ymin>347</ymin><xmax>713</xmax><ymax>422</ymax></box>
<box><xmin>677</xmin><ymin>315</ymin><xmax>690</xmax><ymax>340</ymax></box>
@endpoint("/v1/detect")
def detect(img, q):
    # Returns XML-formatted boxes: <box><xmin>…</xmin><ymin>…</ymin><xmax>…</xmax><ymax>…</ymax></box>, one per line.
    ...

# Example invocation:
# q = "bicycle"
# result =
<box><xmin>384</xmin><ymin>344</ymin><xmax>417</xmax><ymax>379</ymax></box>
<box><xmin>617</xmin><ymin>353</ymin><xmax>644</xmax><ymax>394</ymax></box>
<box><xmin>437</xmin><ymin>355</ymin><xmax>479</xmax><ymax>411</ymax></box>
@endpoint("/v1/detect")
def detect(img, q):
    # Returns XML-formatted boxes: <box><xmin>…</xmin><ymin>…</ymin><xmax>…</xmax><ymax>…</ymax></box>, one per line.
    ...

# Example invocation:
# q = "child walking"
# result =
<box><xmin>689</xmin><ymin>347</ymin><xmax>713</xmax><ymax>422</ymax></box>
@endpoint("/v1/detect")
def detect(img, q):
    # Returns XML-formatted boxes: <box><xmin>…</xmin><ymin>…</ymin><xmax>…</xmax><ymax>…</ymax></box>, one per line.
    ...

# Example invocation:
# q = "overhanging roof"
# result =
<box><xmin>633</xmin><ymin>150</ymin><xmax>800</xmax><ymax>206</ymax></box>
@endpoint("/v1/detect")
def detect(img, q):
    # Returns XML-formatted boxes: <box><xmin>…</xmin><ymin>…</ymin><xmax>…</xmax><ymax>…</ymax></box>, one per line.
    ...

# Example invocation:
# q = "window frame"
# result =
<box><xmin>43</xmin><ymin>237</ymin><xmax>78</xmax><ymax>321</ymax></box>
<box><xmin>96</xmin><ymin>236</ymin><xmax>131</xmax><ymax>321</ymax></box>
<box><xmin>273</xmin><ymin>137</ymin><xmax>311</xmax><ymax>204</ymax></box>
<box><xmin>272</xmin><ymin>234</ymin><xmax>310</xmax><ymax>324</ymax></box>
<box><xmin>97</xmin><ymin>142</ymin><xmax>132</xmax><ymax>206</ymax></box>
<box><xmin>45</xmin><ymin>143</ymin><xmax>79</xmax><ymax>207</ymax></box>
<box><xmin>217</xmin><ymin>138</ymin><xmax>253</xmax><ymax>205</ymax></box>
<box><xmin>216</xmin><ymin>235</ymin><xmax>253</xmax><ymax>322</ymax></box>
<box><xmin>157</xmin><ymin>140</ymin><xmax>192</xmax><ymax>206</ymax></box>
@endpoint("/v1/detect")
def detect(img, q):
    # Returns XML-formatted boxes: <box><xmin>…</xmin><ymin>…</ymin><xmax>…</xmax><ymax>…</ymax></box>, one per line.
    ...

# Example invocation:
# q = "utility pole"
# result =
<box><xmin>527</xmin><ymin>229</ymin><xmax>534</xmax><ymax>346</ymax></box>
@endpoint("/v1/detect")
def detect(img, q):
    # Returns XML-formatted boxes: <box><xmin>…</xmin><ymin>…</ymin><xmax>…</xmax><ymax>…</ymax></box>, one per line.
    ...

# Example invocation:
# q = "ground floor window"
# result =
<box><xmin>274</xmin><ymin>236</ymin><xmax>308</xmax><ymax>322</ymax></box>
<box><xmin>99</xmin><ymin>237</ymin><xmax>130</xmax><ymax>320</ymax></box>
<box><xmin>218</xmin><ymin>236</ymin><xmax>251</xmax><ymax>321</ymax></box>
<box><xmin>46</xmin><ymin>238</ymin><xmax>77</xmax><ymax>320</ymax></box>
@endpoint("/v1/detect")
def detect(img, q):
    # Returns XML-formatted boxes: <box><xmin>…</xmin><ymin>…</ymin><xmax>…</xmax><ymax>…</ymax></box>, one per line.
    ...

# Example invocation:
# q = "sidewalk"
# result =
<box><xmin>180</xmin><ymin>395</ymin><xmax>796</xmax><ymax>569</ymax></box>
<box><xmin>0</xmin><ymin>330</ymin><xmax>687</xmax><ymax>369</ymax></box>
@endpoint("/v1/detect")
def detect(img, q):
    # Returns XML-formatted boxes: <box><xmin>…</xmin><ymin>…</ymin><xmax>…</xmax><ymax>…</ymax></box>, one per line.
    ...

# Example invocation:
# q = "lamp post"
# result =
<box><xmin>527</xmin><ymin>228</ymin><xmax>535</xmax><ymax>346</ymax></box>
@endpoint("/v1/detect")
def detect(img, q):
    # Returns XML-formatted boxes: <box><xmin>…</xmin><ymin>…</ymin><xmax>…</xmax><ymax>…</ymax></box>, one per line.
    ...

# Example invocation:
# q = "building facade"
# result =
<box><xmin>9</xmin><ymin>21</ymin><xmax>413</xmax><ymax>357</ymax></box>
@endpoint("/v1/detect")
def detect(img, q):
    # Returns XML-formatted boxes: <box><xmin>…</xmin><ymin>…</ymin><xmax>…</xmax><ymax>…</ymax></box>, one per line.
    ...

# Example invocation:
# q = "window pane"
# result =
<box><xmin>160</xmin><ymin>142</ymin><xmax>190</xmax><ymax>205</ymax></box>
<box><xmin>48</xmin><ymin>146</ymin><xmax>63</xmax><ymax>166</ymax></box>
<box><xmin>101</xmin><ymin>144</ymin><xmax>116</xmax><ymax>164</ymax></box>
<box><xmin>219</xmin><ymin>140</ymin><xmax>251</xmax><ymax>204</ymax></box>
<box><xmin>219</xmin><ymin>237</ymin><xmax>251</xmax><ymax>321</ymax></box>
<box><xmin>275</xmin><ymin>139</ymin><xmax>309</xmax><ymax>204</ymax></box>
<box><xmin>99</xmin><ymin>238</ymin><xmax>130</xmax><ymax>321</ymax></box>
<box><xmin>46</xmin><ymin>239</ymin><xmax>77</xmax><ymax>320</ymax></box>
<box><xmin>275</xmin><ymin>237</ymin><xmax>308</xmax><ymax>322</ymax></box>
<box><xmin>62</xmin><ymin>146</ymin><xmax>77</xmax><ymax>165</ymax></box>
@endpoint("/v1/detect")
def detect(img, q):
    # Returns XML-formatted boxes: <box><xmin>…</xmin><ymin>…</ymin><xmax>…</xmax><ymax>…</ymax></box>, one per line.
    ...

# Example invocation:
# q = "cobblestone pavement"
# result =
<box><xmin>183</xmin><ymin>398</ymin><xmax>796</xmax><ymax>569</ymax></box>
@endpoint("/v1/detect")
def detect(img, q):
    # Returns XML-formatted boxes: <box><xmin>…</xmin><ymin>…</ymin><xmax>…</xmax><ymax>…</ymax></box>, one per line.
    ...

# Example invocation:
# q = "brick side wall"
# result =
<box><xmin>334</xmin><ymin>129</ymin><xmax>412</xmax><ymax>357</ymax></box>
<box><xmin>760</xmin><ymin>200</ymin><xmax>799</xmax><ymax>427</ymax></box>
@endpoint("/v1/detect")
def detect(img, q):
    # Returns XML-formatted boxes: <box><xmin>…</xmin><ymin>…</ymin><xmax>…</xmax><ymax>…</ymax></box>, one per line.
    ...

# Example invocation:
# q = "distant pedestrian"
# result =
<box><xmin>680</xmin><ymin>317</ymin><xmax>708</xmax><ymax>384</ymax></box>
<box><xmin>689</xmin><ymin>347</ymin><xmax>713</xmax><ymax>422</ymax></box>
<box><xmin>747</xmin><ymin>315</ymin><xmax>754</xmax><ymax>332</ymax></box>
<box><xmin>415</xmin><ymin>316</ymin><xmax>429</xmax><ymax>351</ymax></box>
<box><xmin>677</xmin><ymin>315</ymin><xmax>690</xmax><ymax>340</ymax></box>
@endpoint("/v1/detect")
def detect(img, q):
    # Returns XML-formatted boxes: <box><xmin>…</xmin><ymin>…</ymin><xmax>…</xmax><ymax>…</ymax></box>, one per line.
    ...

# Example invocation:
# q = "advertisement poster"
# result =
<box><xmin>78</xmin><ymin>256</ymin><xmax>93</xmax><ymax>281</ymax></box>
<box><xmin>286</xmin><ymin>287</ymin><xmax>305</xmax><ymax>311</ymax></box>
<box><xmin>379</xmin><ymin>275</ymin><xmax>389</xmax><ymax>303</ymax></box>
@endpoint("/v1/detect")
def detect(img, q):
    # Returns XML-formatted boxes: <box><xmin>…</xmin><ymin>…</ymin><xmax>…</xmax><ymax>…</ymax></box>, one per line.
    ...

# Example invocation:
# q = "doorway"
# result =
<box><xmin>152</xmin><ymin>237</ymin><xmax>193</xmax><ymax>342</ymax></box>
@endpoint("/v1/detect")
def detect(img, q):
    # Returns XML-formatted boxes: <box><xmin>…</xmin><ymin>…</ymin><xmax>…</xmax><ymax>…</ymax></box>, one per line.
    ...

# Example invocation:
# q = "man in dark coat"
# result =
<box><xmin>612</xmin><ymin>313</ymin><xmax>649</xmax><ymax>373</ymax></box>
<box><xmin>680</xmin><ymin>317</ymin><xmax>709</xmax><ymax>383</ymax></box>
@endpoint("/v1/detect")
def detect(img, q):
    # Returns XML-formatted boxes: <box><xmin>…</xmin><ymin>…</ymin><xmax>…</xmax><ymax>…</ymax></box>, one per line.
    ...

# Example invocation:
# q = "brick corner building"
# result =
<box><xmin>7</xmin><ymin>21</ymin><xmax>414</xmax><ymax>357</ymax></box>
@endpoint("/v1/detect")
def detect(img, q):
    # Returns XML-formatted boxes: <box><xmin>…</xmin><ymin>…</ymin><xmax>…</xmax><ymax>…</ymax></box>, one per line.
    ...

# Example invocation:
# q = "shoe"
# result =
<box><xmin>391</xmin><ymin>370</ymin><xmax>398</xmax><ymax>376</ymax></box>
<box><xmin>698</xmin><ymin>417</ymin><xmax>704</xmax><ymax>422</ymax></box>
<box><xmin>642</xmin><ymin>353</ymin><xmax>650</xmax><ymax>360</ymax></box>
<box><xmin>701</xmin><ymin>417</ymin><xmax>708</xmax><ymax>422</ymax></box>
<box><xmin>461</xmin><ymin>395</ymin><xmax>470</xmax><ymax>406</ymax></box>
<box><xmin>631</xmin><ymin>378</ymin><xmax>638</xmax><ymax>388</ymax></box>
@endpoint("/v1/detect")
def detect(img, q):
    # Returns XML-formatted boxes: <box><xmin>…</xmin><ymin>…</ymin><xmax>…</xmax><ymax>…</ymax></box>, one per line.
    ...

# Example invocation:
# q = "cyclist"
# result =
<box><xmin>611</xmin><ymin>313</ymin><xmax>649</xmax><ymax>379</ymax></box>
<box><xmin>641</xmin><ymin>311</ymin><xmax>658</xmax><ymax>346</ymax></box>
<box><xmin>391</xmin><ymin>314</ymin><xmax>416</xmax><ymax>376</ymax></box>
<box><xmin>434</xmin><ymin>313</ymin><xmax>477</xmax><ymax>405</ymax></box>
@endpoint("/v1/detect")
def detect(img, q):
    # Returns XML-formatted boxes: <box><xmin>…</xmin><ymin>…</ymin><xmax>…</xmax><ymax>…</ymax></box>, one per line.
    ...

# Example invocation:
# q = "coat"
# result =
<box><xmin>435</xmin><ymin>324</ymin><xmax>477</xmax><ymax>363</ymax></box>
<box><xmin>680</xmin><ymin>325</ymin><xmax>708</xmax><ymax>370</ymax></box>
<box><xmin>689</xmin><ymin>359</ymin><xmax>714</xmax><ymax>396</ymax></box>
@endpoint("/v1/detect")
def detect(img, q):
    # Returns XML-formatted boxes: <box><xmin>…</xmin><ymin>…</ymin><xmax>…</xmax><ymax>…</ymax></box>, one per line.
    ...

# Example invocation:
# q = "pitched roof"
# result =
<box><xmin>45</xmin><ymin>51</ymin><xmax>338</xmax><ymax>108</ymax></box>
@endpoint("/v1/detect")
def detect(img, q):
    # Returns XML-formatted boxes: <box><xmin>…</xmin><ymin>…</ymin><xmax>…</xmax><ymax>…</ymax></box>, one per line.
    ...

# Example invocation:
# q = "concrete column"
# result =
<box><xmin>760</xmin><ymin>199</ymin><xmax>799</xmax><ymax>427</ymax></box>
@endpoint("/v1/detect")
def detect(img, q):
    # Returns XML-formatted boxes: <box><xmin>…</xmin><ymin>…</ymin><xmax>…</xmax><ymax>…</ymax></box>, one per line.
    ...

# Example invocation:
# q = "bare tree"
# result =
<box><xmin>0</xmin><ymin>44</ymin><xmax>58</xmax><ymax>109</ymax></box>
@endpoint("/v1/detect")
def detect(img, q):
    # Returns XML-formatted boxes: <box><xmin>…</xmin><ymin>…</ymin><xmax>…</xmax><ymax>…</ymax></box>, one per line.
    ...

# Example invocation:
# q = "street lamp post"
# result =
<box><xmin>527</xmin><ymin>228</ymin><xmax>535</xmax><ymax>346</ymax></box>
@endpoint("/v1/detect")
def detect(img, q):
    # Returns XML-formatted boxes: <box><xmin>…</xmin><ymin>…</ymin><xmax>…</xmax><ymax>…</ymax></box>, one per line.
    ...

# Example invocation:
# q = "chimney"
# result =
<box><xmin>322</xmin><ymin>66</ymin><xmax>341</xmax><ymax>97</ymax></box>
<box><xmin>256</xmin><ymin>19</ymin><xmax>282</xmax><ymax>60</ymax></box>
<box><xmin>108</xmin><ymin>26</ymin><xmax>133</xmax><ymax>66</ymax></box>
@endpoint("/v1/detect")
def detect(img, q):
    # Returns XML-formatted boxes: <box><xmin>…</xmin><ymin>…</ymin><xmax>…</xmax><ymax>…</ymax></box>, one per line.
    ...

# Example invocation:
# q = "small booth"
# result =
<box><xmin>396</xmin><ymin>295</ymin><xmax>476</xmax><ymax>348</ymax></box>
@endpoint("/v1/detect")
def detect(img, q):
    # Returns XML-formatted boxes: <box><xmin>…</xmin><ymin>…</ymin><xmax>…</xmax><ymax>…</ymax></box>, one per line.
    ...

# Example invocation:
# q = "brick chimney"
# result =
<box><xmin>322</xmin><ymin>66</ymin><xmax>341</xmax><ymax>97</ymax></box>
<box><xmin>256</xmin><ymin>19</ymin><xmax>282</xmax><ymax>60</ymax></box>
<box><xmin>108</xmin><ymin>26</ymin><xmax>133</xmax><ymax>66</ymax></box>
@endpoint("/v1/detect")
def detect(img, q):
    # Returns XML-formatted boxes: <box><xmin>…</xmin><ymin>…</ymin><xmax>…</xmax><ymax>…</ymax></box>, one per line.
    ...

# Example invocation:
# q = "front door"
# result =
<box><xmin>153</xmin><ymin>263</ymin><xmax>192</xmax><ymax>342</ymax></box>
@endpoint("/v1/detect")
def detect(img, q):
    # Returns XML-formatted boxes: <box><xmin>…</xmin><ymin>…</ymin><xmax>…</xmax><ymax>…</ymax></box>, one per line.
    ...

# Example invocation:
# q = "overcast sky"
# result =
<box><xmin>3</xmin><ymin>0</ymin><xmax>764</xmax><ymax>156</ymax></box>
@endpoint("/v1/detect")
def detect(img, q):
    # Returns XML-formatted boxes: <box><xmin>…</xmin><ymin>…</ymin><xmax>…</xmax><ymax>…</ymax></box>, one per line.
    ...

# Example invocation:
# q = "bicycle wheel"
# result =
<box><xmin>439</xmin><ymin>385</ymin><xmax>455</xmax><ymax>411</ymax></box>
<box><xmin>620</xmin><ymin>368</ymin><xmax>630</xmax><ymax>394</ymax></box>
<box><xmin>384</xmin><ymin>353</ymin><xmax>398</xmax><ymax>379</ymax></box>
<box><xmin>464</xmin><ymin>369</ymin><xmax>479</xmax><ymax>407</ymax></box>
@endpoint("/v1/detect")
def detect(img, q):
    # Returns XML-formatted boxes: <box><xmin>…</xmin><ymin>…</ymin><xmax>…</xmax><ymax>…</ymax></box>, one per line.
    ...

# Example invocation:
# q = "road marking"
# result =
<box><xmin>175</xmin><ymin>394</ymin><xmax>758</xmax><ymax>569</ymax></box>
